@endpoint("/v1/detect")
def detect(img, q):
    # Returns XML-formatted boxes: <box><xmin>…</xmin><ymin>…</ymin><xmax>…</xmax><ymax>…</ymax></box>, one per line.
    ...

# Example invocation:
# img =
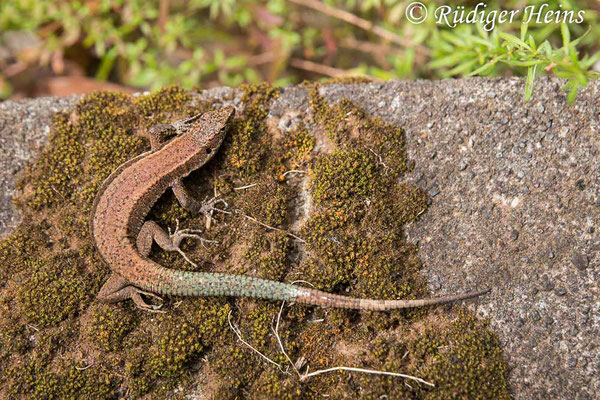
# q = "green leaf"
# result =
<box><xmin>561</xmin><ymin>23</ymin><xmax>571</xmax><ymax>54</ymax></box>
<box><xmin>467</xmin><ymin>59</ymin><xmax>498</xmax><ymax>76</ymax></box>
<box><xmin>498</xmin><ymin>32</ymin><xmax>530</xmax><ymax>50</ymax></box>
<box><xmin>524</xmin><ymin>64</ymin><xmax>537</xmax><ymax>102</ymax></box>
<box><xmin>520</xmin><ymin>22</ymin><xmax>528</xmax><ymax>42</ymax></box>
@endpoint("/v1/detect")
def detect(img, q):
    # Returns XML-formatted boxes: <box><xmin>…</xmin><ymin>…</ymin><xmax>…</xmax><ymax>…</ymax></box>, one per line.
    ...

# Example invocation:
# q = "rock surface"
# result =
<box><xmin>0</xmin><ymin>78</ymin><xmax>598</xmax><ymax>399</ymax></box>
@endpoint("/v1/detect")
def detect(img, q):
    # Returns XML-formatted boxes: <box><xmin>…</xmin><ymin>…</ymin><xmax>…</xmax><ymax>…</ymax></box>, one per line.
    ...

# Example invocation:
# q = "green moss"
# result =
<box><xmin>273</xmin><ymin>124</ymin><xmax>316</xmax><ymax>179</ymax></box>
<box><xmin>16</xmin><ymin>252</ymin><xmax>92</xmax><ymax>328</ymax></box>
<box><xmin>219</xmin><ymin>82</ymin><xmax>279</xmax><ymax>177</ymax></box>
<box><xmin>319</xmin><ymin>76</ymin><xmax>377</xmax><ymax>85</ymax></box>
<box><xmin>237</xmin><ymin>179</ymin><xmax>292</xmax><ymax>227</ymax></box>
<box><xmin>84</xmin><ymin>304</ymin><xmax>138</xmax><ymax>351</ymax></box>
<box><xmin>311</xmin><ymin>149</ymin><xmax>379</xmax><ymax>207</ymax></box>
<box><xmin>0</xmin><ymin>83</ymin><xmax>509</xmax><ymax>399</ymax></box>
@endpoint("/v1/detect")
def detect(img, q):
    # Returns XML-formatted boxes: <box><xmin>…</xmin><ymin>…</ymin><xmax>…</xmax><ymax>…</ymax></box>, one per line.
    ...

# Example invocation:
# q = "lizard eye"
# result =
<box><xmin>206</xmin><ymin>148</ymin><xmax>212</xmax><ymax>154</ymax></box>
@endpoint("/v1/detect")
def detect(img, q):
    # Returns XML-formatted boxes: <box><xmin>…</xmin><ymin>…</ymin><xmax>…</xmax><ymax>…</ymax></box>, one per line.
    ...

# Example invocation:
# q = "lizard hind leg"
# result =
<box><xmin>136</xmin><ymin>219</ymin><xmax>217</xmax><ymax>269</ymax></box>
<box><xmin>97</xmin><ymin>273</ymin><xmax>163</xmax><ymax>312</ymax></box>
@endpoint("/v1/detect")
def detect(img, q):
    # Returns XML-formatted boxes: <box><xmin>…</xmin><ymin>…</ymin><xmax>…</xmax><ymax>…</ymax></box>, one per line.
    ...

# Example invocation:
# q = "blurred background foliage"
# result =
<box><xmin>0</xmin><ymin>0</ymin><xmax>599</xmax><ymax>101</ymax></box>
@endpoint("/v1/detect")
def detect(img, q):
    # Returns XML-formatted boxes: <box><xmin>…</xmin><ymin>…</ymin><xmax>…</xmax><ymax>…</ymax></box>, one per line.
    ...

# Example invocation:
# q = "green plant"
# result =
<box><xmin>0</xmin><ymin>0</ymin><xmax>598</xmax><ymax>102</ymax></box>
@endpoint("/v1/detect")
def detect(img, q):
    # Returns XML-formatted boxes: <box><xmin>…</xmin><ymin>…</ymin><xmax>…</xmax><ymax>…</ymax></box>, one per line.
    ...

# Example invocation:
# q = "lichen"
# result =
<box><xmin>0</xmin><ymin>82</ymin><xmax>509</xmax><ymax>399</ymax></box>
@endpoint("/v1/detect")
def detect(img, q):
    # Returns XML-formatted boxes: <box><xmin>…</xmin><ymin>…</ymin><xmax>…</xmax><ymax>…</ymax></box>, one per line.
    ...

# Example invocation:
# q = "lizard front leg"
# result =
<box><xmin>147</xmin><ymin>119</ymin><xmax>227</xmax><ymax>218</ymax></box>
<box><xmin>172</xmin><ymin>180</ymin><xmax>227</xmax><ymax>215</ymax></box>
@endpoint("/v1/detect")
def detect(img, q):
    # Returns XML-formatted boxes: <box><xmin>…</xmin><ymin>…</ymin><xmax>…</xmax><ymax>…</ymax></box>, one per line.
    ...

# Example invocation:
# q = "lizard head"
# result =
<box><xmin>184</xmin><ymin>106</ymin><xmax>235</xmax><ymax>155</ymax></box>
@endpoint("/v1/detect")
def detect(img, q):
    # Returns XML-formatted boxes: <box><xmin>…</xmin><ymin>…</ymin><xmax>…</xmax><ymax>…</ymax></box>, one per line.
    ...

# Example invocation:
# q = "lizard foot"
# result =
<box><xmin>131</xmin><ymin>289</ymin><xmax>165</xmax><ymax>313</ymax></box>
<box><xmin>200</xmin><ymin>196</ymin><xmax>229</xmax><ymax>230</ymax></box>
<box><xmin>168</xmin><ymin>219</ymin><xmax>218</xmax><ymax>268</ymax></box>
<box><xmin>97</xmin><ymin>273</ymin><xmax>164</xmax><ymax>312</ymax></box>
<box><xmin>199</xmin><ymin>196</ymin><xmax>228</xmax><ymax>214</ymax></box>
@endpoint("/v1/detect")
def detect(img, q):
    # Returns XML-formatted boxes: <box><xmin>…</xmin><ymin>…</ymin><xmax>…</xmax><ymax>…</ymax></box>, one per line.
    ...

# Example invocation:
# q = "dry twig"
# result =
<box><xmin>228</xmin><ymin>311</ymin><xmax>288</xmax><ymax>374</ymax></box>
<box><xmin>270</xmin><ymin>301</ymin><xmax>435</xmax><ymax>388</ymax></box>
<box><xmin>289</xmin><ymin>0</ymin><xmax>429</xmax><ymax>56</ymax></box>
<box><xmin>289</xmin><ymin>58</ymin><xmax>347</xmax><ymax>77</ymax></box>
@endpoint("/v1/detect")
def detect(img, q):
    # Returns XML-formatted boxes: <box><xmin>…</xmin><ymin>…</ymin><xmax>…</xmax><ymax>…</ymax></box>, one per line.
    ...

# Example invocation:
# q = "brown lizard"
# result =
<box><xmin>92</xmin><ymin>106</ymin><xmax>489</xmax><ymax>311</ymax></box>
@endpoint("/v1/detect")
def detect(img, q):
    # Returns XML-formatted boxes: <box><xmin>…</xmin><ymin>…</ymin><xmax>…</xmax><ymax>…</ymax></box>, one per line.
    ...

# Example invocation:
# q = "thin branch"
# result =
<box><xmin>227</xmin><ymin>311</ymin><xmax>288</xmax><ymax>374</ymax></box>
<box><xmin>271</xmin><ymin>301</ymin><xmax>300</xmax><ymax>376</ymax></box>
<box><xmin>289</xmin><ymin>58</ymin><xmax>347</xmax><ymax>77</ymax></box>
<box><xmin>270</xmin><ymin>298</ymin><xmax>434</xmax><ymax>388</ymax></box>
<box><xmin>239</xmin><ymin>212</ymin><xmax>306</xmax><ymax>243</ymax></box>
<box><xmin>211</xmin><ymin>205</ymin><xmax>305</xmax><ymax>242</ymax></box>
<box><xmin>340</xmin><ymin>37</ymin><xmax>392</xmax><ymax>69</ymax></box>
<box><xmin>300</xmin><ymin>366</ymin><xmax>435</xmax><ymax>387</ymax></box>
<box><xmin>283</xmin><ymin>170</ymin><xmax>307</xmax><ymax>177</ymax></box>
<box><xmin>75</xmin><ymin>363</ymin><xmax>95</xmax><ymax>371</ymax></box>
<box><xmin>234</xmin><ymin>183</ymin><xmax>258</xmax><ymax>191</ymax></box>
<box><xmin>289</xmin><ymin>0</ymin><xmax>428</xmax><ymax>55</ymax></box>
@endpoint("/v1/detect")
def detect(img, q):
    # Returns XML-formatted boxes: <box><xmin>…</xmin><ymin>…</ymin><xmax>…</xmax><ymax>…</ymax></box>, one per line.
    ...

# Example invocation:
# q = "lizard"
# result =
<box><xmin>92</xmin><ymin>106</ymin><xmax>490</xmax><ymax>311</ymax></box>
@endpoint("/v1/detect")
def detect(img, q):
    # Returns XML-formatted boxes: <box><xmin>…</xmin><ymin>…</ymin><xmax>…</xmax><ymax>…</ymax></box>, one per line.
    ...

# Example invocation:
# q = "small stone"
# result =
<box><xmin>510</xmin><ymin>229</ymin><xmax>519</xmax><ymax>241</ymax></box>
<box><xmin>588</xmin><ymin>226</ymin><xmax>595</xmax><ymax>234</ymax></box>
<box><xmin>517</xmin><ymin>170</ymin><xmax>525</xmax><ymax>178</ymax></box>
<box><xmin>536</xmin><ymin>104</ymin><xmax>545</xmax><ymax>114</ymax></box>
<box><xmin>549</xmin><ymin>251</ymin><xmax>555</xmax><ymax>259</ymax></box>
<box><xmin>426</xmin><ymin>121</ymin><xmax>434</xmax><ymax>128</ymax></box>
<box><xmin>377</xmin><ymin>100</ymin><xmax>386</xmax><ymax>108</ymax></box>
<box><xmin>546</xmin><ymin>120</ymin><xmax>553</xmax><ymax>128</ymax></box>
<box><xmin>528</xmin><ymin>337</ymin><xmax>538</xmax><ymax>347</ymax></box>
<box><xmin>458</xmin><ymin>160</ymin><xmax>468</xmax><ymax>171</ymax></box>
<box><xmin>576</xmin><ymin>179</ymin><xmax>585</xmax><ymax>190</ymax></box>
<box><xmin>530</xmin><ymin>310</ymin><xmax>541</xmax><ymax>321</ymax></box>
<box><xmin>501</xmin><ymin>118</ymin><xmax>509</xmax><ymax>125</ymax></box>
<box><xmin>555</xmin><ymin>287</ymin><xmax>567</xmax><ymax>296</ymax></box>
<box><xmin>571</xmin><ymin>253</ymin><xmax>589</xmax><ymax>270</ymax></box>
<box><xmin>559</xmin><ymin>127</ymin><xmax>569</xmax><ymax>137</ymax></box>
<box><xmin>429</xmin><ymin>188</ymin><xmax>440</xmax><ymax>197</ymax></box>
<box><xmin>488</xmin><ymin>91</ymin><xmax>496</xmax><ymax>98</ymax></box>
<box><xmin>542</xmin><ymin>280</ymin><xmax>555</xmax><ymax>291</ymax></box>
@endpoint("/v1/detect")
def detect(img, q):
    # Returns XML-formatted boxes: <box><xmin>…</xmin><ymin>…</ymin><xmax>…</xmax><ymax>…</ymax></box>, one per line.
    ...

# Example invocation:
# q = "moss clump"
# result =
<box><xmin>318</xmin><ymin>76</ymin><xmax>377</xmax><ymax>85</ymax></box>
<box><xmin>242</xmin><ymin>230</ymin><xmax>290</xmax><ymax>281</ymax></box>
<box><xmin>237</xmin><ymin>178</ymin><xmax>292</xmax><ymax>226</ymax></box>
<box><xmin>83</xmin><ymin>304</ymin><xmax>138</xmax><ymax>351</ymax></box>
<box><xmin>308</xmin><ymin>85</ymin><xmax>408</xmax><ymax>174</ymax></box>
<box><xmin>273</xmin><ymin>124</ymin><xmax>316</xmax><ymax>179</ymax></box>
<box><xmin>311</xmin><ymin>149</ymin><xmax>379</xmax><ymax>207</ymax></box>
<box><xmin>220</xmin><ymin>82</ymin><xmax>279</xmax><ymax>177</ymax></box>
<box><xmin>16</xmin><ymin>252</ymin><xmax>92</xmax><ymax>328</ymax></box>
<box><xmin>410</xmin><ymin>311</ymin><xmax>511</xmax><ymax>400</ymax></box>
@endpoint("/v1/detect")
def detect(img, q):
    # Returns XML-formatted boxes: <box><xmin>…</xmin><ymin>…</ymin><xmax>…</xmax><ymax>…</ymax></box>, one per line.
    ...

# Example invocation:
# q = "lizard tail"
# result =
<box><xmin>146</xmin><ymin>270</ymin><xmax>489</xmax><ymax>311</ymax></box>
<box><xmin>293</xmin><ymin>286</ymin><xmax>490</xmax><ymax>311</ymax></box>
